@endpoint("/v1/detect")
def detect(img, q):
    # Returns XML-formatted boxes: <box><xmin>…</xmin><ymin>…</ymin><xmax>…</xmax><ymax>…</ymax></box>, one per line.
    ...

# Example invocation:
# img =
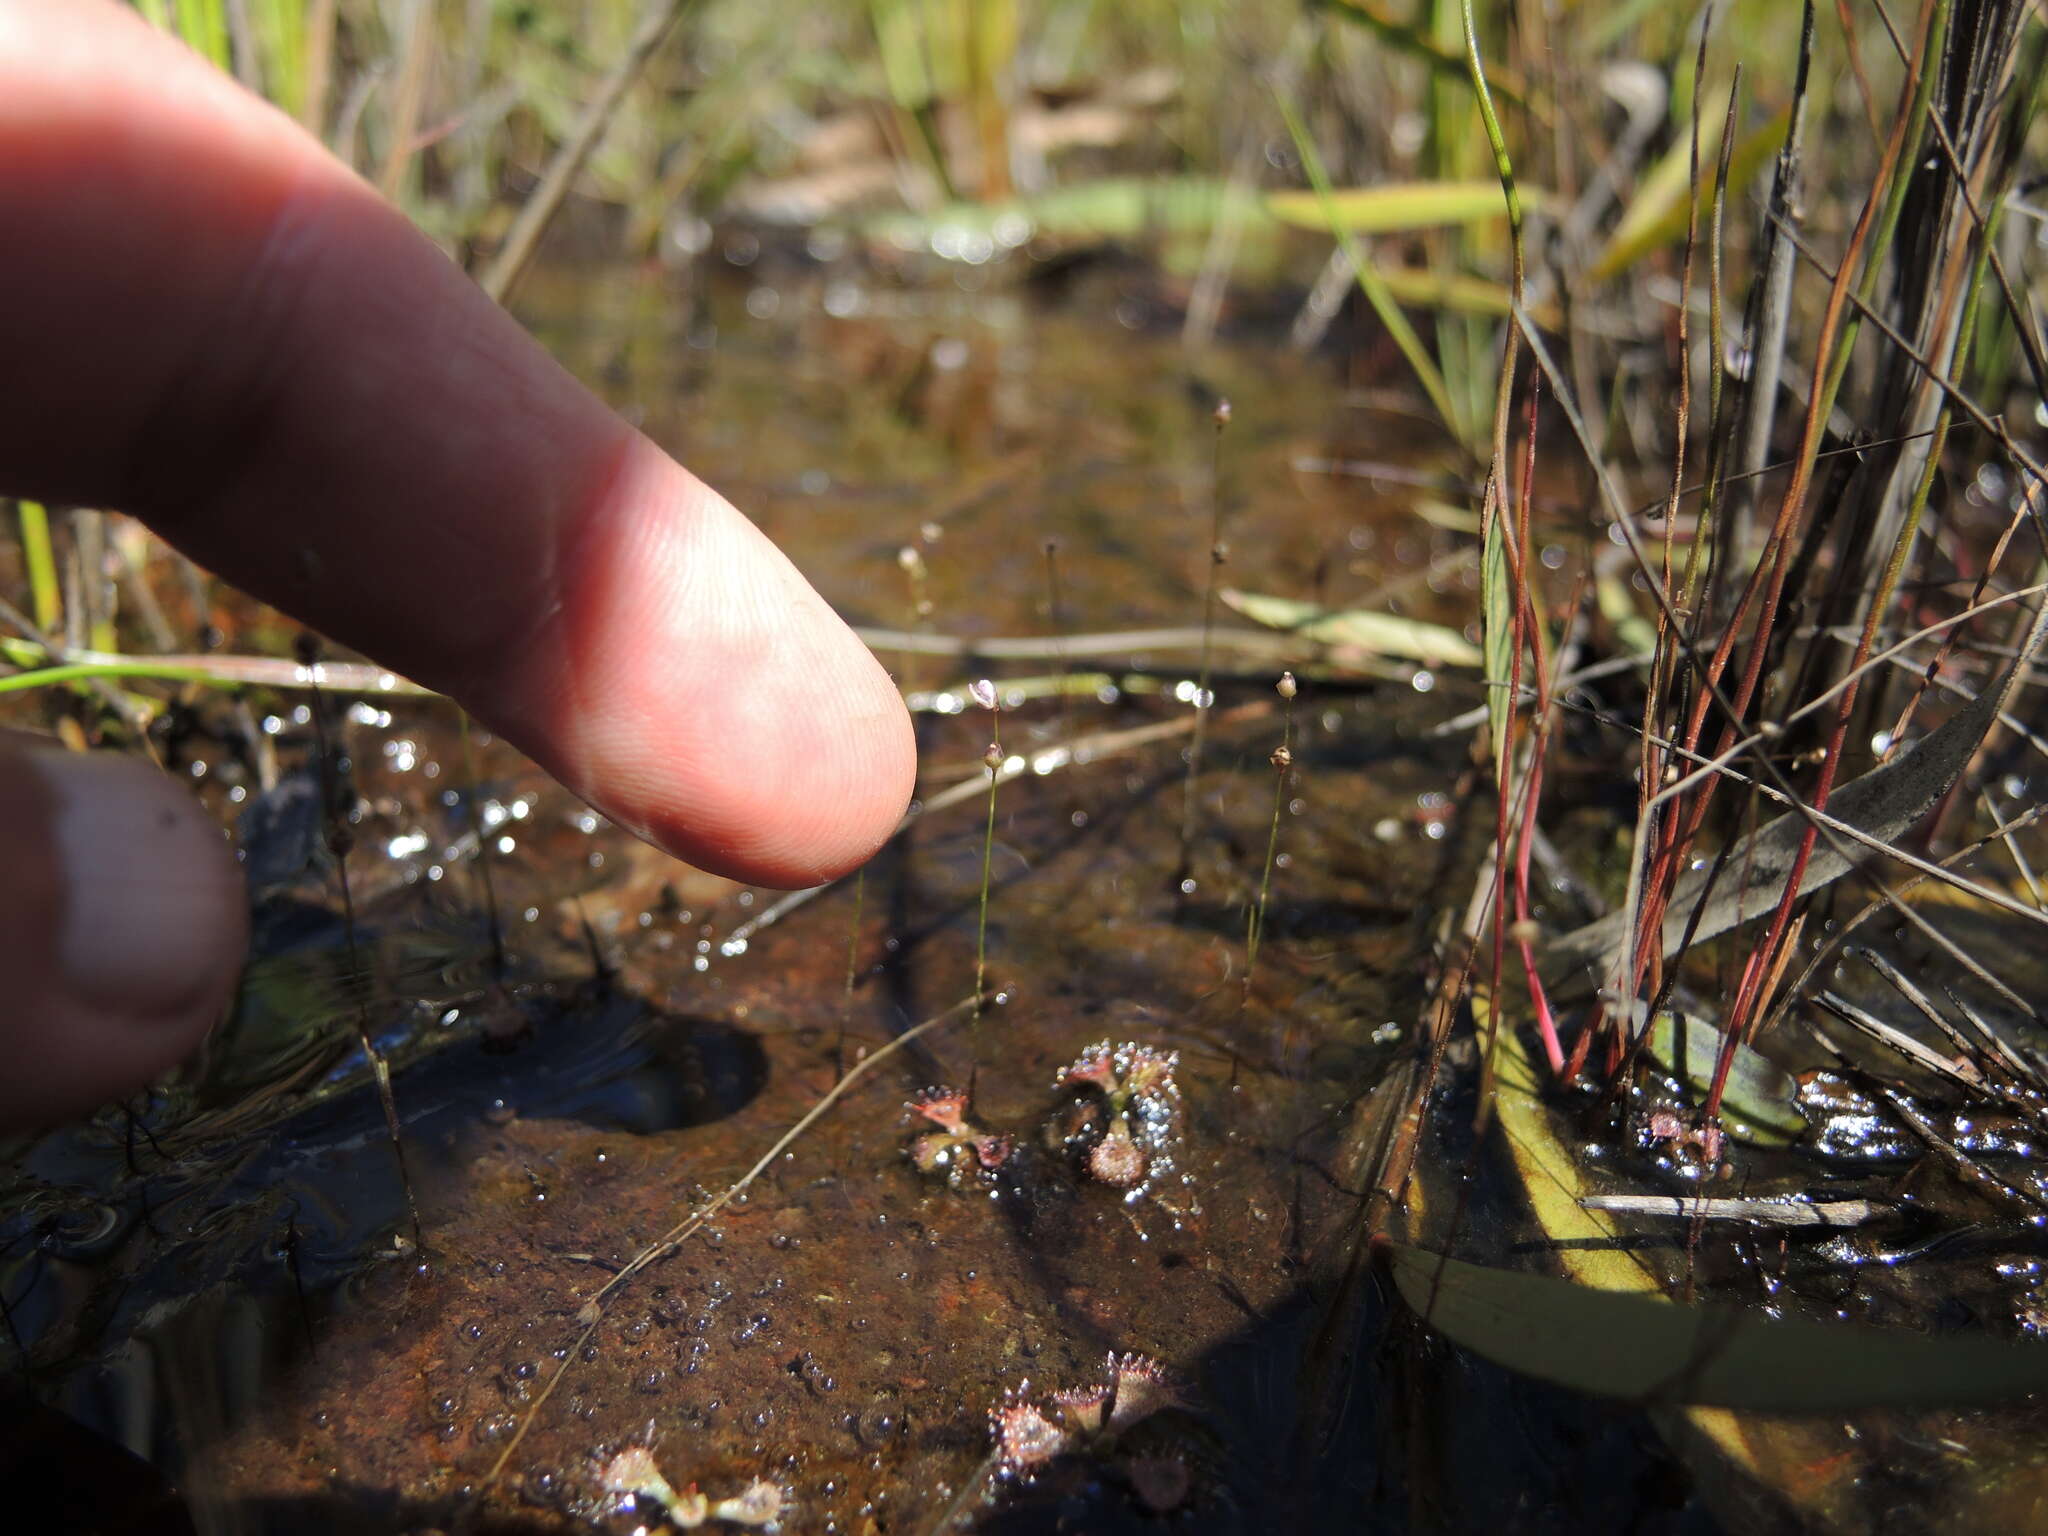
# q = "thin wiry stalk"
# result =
<box><xmin>1504</xmin><ymin>383</ymin><xmax>1567</xmax><ymax>1075</ymax></box>
<box><xmin>1243</xmin><ymin>674</ymin><xmax>1297</xmax><ymax>1002</ymax></box>
<box><xmin>1816</xmin><ymin>0</ymin><xmax>1947</xmax><ymax>439</ymax></box>
<box><xmin>1782</xmin><ymin>795</ymin><xmax>2048</xmax><ymax>1008</ymax></box>
<box><xmin>844</xmin><ymin>868</ymin><xmax>866</xmax><ymax>998</ymax></box>
<box><xmin>1712</xmin><ymin>24</ymin><xmax>2026</xmax><ymax>1067</ymax></box>
<box><xmin>1626</xmin><ymin>17</ymin><xmax>1914</xmax><ymax>1023</ymax></box>
<box><xmin>1657</xmin><ymin>9</ymin><xmax>1713</xmax><ymax>662</ymax></box>
<box><xmin>1978</xmin><ymin>793</ymin><xmax>2048</xmax><ymax>910</ymax></box>
<box><xmin>1043</xmin><ymin>540</ymin><xmax>1072</xmax><ymax>748</ymax></box>
<box><xmin>301</xmin><ymin>0</ymin><xmax>336</xmax><ymax>137</ymax></box>
<box><xmin>1459</xmin><ymin>0</ymin><xmax>1540</xmax><ymax>1082</ymax></box>
<box><xmin>1835</xmin><ymin>0</ymin><xmax>1888</xmax><ymax>141</ymax></box>
<box><xmin>375</xmin><ymin>0</ymin><xmax>433</xmax><ymax>201</ymax></box>
<box><xmin>720</xmin><ymin>701</ymin><xmax>1275</xmax><ymax>950</ymax></box>
<box><xmin>1886</xmin><ymin>486</ymin><xmax>2036</xmax><ymax>757</ymax></box>
<box><xmin>0</xmin><ymin>650</ymin><xmax>428</xmax><ymax>696</ymax></box>
<box><xmin>457</xmin><ymin>710</ymin><xmax>506</xmax><ymax>981</ymax></box>
<box><xmin>1627</xmin><ymin>10</ymin><xmax>1720</xmax><ymax>1064</ymax></box>
<box><xmin>856</xmin><ymin>623</ymin><xmax>1301</xmax><ymax>662</ymax></box>
<box><xmin>1772</xmin><ymin>224</ymin><xmax>2048</xmax><ymax>502</ymax></box>
<box><xmin>1509</xmin><ymin>313</ymin><xmax>1932</xmax><ymax>1030</ymax></box>
<box><xmin>1676</xmin><ymin>68</ymin><xmax>1742</xmax><ymax>620</ymax></box>
<box><xmin>1723</xmin><ymin>0</ymin><xmax>1816</xmax><ymax>592</ymax></box>
<box><xmin>973</xmin><ymin>683</ymin><xmax>1002</xmax><ymax>1019</ymax></box>
<box><xmin>922</xmin><ymin>1449</ymin><xmax>1002</xmax><ymax>1536</ymax></box>
<box><xmin>1177</xmin><ymin>401</ymin><xmax>1231</xmax><ymax>888</ymax></box>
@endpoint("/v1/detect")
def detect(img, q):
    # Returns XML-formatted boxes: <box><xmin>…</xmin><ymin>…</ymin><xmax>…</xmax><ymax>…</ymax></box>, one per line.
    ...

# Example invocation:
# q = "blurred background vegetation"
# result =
<box><xmin>114</xmin><ymin>0</ymin><xmax>2041</xmax><ymax>473</ymax></box>
<box><xmin>132</xmin><ymin>0</ymin><xmax>1813</xmax><ymax>310</ymax></box>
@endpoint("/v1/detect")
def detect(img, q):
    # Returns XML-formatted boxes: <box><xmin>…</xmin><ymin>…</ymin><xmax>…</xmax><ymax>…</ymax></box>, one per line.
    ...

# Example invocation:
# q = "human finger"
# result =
<box><xmin>0</xmin><ymin>743</ymin><xmax>245</xmax><ymax>1127</ymax></box>
<box><xmin>0</xmin><ymin>0</ymin><xmax>915</xmax><ymax>889</ymax></box>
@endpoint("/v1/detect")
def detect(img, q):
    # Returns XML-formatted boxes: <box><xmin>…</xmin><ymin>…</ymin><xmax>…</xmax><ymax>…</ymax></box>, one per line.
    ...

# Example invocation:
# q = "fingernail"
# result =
<box><xmin>31</xmin><ymin>750</ymin><xmax>247</xmax><ymax>1020</ymax></box>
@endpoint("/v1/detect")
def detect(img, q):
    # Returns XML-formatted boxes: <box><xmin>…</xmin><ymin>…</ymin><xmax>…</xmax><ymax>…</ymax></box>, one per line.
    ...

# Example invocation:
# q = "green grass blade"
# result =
<box><xmin>1590</xmin><ymin>101</ymin><xmax>1789</xmax><ymax>282</ymax></box>
<box><xmin>1481</xmin><ymin>500</ymin><xmax>1512</xmax><ymax>774</ymax></box>
<box><xmin>1272</xmin><ymin>85</ymin><xmax>1462</xmax><ymax>446</ymax></box>
<box><xmin>14</xmin><ymin>499</ymin><xmax>60</xmax><ymax>634</ymax></box>
<box><xmin>1458</xmin><ymin>0</ymin><xmax>1524</xmax><ymax>777</ymax></box>
<box><xmin>1265</xmin><ymin>179</ymin><xmax>1542</xmax><ymax>234</ymax></box>
<box><xmin>251</xmin><ymin>0</ymin><xmax>308</xmax><ymax>118</ymax></box>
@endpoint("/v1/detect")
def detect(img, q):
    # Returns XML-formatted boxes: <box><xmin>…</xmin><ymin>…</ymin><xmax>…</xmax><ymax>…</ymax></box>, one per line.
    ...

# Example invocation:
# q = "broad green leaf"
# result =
<box><xmin>1222</xmin><ymin>589</ymin><xmax>1482</xmax><ymax>667</ymax></box>
<box><xmin>1594</xmin><ymin>565</ymin><xmax>1660</xmax><ymax>658</ymax></box>
<box><xmin>1481</xmin><ymin>506</ymin><xmax>1512</xmax><ymax>778</ymax></box>
<box><xmin>1377</xmin><ymin>266</ymin><xmax>1530</xmax><ymax>320</ymax></box>
<box><xmin>1413</xmin><ymin>497</ymin><xmax>1481</xmax><ymax>532</ymax></box>
<box><xmin>1487</xmin><ymin>1018</ymin><xmax>1858</xmax><ymax>1520</ymax></box>
<box><xmin>863</xmin><ymin>177</ymin><xmax>1271</xmax><ymax>247</ymax></box>
<box><xmin>1590</xmin><ymin>102</ymin><xmax>1792</xmax><ymax>282</ymax></box>
<box><xmin>1272</xmin><ymin>87</ymin><xmax>1463</xmax><ymax>444</ymax></box>
<box><xmin>1488</xmin><ymin>1007</ymin><xmax>1661</xmax><ymax>1293</ymax></box>
<box><xmin>1642</xmin><ymin>1006</ymin><xmax>1806</xmax><ymax>1144</ymax></box>
<box><xmin>1390</xmin><ymin>1243</ymin><xmax>2048</xmax><ymax>1410</ymax></box>
<box><xmin>1266</xmin><ymin>179</ymin><xmax>1543</xmax><ymax>235</ymax></box>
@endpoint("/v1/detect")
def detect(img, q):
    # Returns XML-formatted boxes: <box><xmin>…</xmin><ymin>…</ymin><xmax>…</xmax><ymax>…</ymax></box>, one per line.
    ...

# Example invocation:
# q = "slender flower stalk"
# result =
<box><xmin>1245</xmin><ymin>672</ymin><xmax>1297</xmax><ymax>1001</ymax></box>
<box><xmin>970</xmin><ymin>678</ymin><xmax>1002</xmax><ymax>1016</ymax></box>
<box><xmin>844</xmin><ymin>867</ymin><xmax>866</xmax><ymax>997</ymax></box>
<box><xmin>1176</xmin><ymin>398</ymin><xmax>1231</xmax><ymax>888</ymax></box>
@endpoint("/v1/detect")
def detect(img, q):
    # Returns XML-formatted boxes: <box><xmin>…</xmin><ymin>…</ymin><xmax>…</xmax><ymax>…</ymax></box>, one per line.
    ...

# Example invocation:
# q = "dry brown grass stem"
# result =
<box><xmin>476</xmin><ymin>0</ymin><xmax>696</xmax><ymax>304</ymax></box>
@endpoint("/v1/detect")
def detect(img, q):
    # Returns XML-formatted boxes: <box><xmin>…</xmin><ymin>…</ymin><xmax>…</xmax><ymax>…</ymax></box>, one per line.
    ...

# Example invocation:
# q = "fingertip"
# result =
<box><xmin>477</xmin><ymin>436</ymin><xmax>917</xmax><ymax>890</ymax></box>
<box><xmin>636</xmin><ymin>614</ymin><xmax>920</xmax><ymax>888</ymax></box>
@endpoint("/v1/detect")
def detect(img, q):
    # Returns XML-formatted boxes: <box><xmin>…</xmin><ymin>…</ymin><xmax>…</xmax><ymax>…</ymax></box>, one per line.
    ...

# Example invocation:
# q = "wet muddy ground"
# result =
<box><xmin>9</xmin><ymin>252</ymin><xmax>2048</xmax><ymax>1534</ymax></box>
<box><xmin>2</xmin><ymin>256</ymin><xmax>1512</xmax><ymax>1535</ymax></box>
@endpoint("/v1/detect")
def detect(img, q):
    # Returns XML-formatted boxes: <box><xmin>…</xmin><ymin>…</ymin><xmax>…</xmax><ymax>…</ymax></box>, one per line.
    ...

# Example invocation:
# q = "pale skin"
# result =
<box><xmin>0</xmin><ymin>0</ymin><xmax>917</xmax><ymax>1127</ymax></box>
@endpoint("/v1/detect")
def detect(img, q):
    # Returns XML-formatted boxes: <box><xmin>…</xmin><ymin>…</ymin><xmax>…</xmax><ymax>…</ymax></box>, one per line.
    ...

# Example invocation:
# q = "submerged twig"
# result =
<box><xmin>1580</xmin><ymin>1194</ymin><xmax>1886</xmax><ymax>1227</ymax></box>
<box><xmin>854</xmin><ymin>623</ymin><xmax>1299</xmax><ymax>662</ymax></box>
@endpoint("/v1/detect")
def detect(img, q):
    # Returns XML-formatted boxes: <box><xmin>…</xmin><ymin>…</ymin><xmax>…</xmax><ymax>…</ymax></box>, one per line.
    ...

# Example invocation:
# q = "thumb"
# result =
<box><xmin>0</xmin><ymin>745</ymin><xmax>246</xmax><ymax>1129</ymax></box>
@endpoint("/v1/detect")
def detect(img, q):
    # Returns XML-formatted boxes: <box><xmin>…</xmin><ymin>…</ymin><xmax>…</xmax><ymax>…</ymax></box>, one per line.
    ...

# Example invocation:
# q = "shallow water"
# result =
<box><xmin>8</xmin><ymin>254</ymin><xmax>2048</xmax><ymax>1535</ymax></box>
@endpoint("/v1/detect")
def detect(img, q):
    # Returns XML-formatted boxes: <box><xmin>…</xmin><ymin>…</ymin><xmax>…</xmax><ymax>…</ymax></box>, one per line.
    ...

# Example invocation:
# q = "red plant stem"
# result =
<box><xmin>1689</xmin><ymin>13</ymin><xmax>1937</xmax><ymax>1126</ymax></box>
<box><xmin>1487</xmin><ymin>499</ymin><xmax>1531</xmax><ymax>1065</ymax></box>
<box><xmin>1501</xmin><ymin>380</ymin><xmax>1565</xmax><ymax>1073</ymax></box>
<box><xmin>1627</xmin><ymin>16</ymin><xmax>1923</xmax><ymax>1021</ymax></box>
